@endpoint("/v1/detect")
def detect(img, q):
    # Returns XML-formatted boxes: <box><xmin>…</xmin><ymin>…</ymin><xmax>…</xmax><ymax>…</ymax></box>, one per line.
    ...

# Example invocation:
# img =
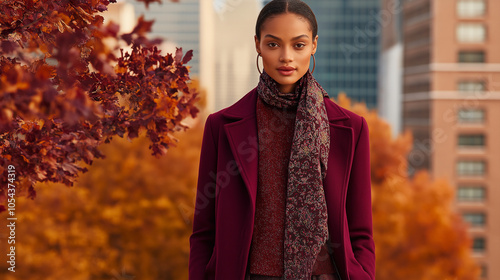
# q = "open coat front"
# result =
<box><xmin>189</xmin><ymin>88</ymin><xmax>375</xmax><ymax>280</ymax></box>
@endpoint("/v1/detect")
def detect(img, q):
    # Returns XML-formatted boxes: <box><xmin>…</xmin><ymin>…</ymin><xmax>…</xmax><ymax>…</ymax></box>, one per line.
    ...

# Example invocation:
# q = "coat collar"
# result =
<box><xmin>222</xmin><ymin>87</ymin><xmax>350</xmax><ymax>122</ymax></box>
<box><xmin>222</xmin><ymin>87</ymin><xmax>352</xmax><ymax>212</ymax></box>
<box><xmin>222</xmin><ymin>88</ymin><xmax>258</xmax><ymax>120</ymax></box>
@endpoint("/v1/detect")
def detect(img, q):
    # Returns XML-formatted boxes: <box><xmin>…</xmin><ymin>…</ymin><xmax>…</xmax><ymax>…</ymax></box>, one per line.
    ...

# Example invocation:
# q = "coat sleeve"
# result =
<box><xmin>346</xmin><ymin>116</ymin><xmax>376</xmax><ymax>279</ymax></box>
<box><xmin>189</xmin><ymin>114</ymin><xmax>218</xmax><ymax>280</ymax></box>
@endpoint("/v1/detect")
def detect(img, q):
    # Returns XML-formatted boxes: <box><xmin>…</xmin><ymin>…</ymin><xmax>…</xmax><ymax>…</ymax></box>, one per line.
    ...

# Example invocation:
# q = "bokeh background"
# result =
<box><xmin>1</xmin><ymin>0</ymin><xmax>499</xmax><ymax>279</ymax></box>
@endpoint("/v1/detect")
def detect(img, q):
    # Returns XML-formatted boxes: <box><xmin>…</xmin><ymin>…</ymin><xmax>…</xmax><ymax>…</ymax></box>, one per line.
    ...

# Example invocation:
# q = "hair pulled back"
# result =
<box><xmin>255</xmin><ymin>0</ymin><xmax>318</xmax><ymax>40</ymax></box>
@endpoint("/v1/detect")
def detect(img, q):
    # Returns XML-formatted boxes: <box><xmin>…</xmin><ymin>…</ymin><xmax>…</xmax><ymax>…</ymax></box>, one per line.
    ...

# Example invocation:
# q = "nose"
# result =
<box><xmin>280</xmin><ymin>46</ymin><xmax>293</xmax><ymax>63</ymax></box>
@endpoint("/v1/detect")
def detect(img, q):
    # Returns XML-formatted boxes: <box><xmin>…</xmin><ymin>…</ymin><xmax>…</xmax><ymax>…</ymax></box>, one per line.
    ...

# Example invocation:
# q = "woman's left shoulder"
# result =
<box><xmin>323</xmin><ymin>97</ymin><xmax>366</xmax><ymax>130</ymax></box>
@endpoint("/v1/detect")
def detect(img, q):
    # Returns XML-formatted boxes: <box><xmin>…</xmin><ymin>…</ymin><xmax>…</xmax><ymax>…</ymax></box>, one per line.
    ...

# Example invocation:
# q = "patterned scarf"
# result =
<box><xmin>257</xmin><ymin>70</ymin><xmax>330</xmax><ymax>279</ymax></box>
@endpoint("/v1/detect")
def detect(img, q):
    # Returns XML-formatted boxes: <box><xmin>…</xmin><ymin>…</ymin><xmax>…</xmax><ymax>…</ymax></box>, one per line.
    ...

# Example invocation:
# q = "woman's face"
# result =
<box><xmin>255</xmin><ymin>12</ymin><xmax>318</xmax><ymax>93</ymax></box>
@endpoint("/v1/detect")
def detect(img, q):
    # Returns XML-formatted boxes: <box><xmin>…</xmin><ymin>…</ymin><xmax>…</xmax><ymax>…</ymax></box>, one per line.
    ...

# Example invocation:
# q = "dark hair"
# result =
<box><xmin>255</xmin><ymin>0</ymin><xmax>318</xmax><ymax>40</ymax></box>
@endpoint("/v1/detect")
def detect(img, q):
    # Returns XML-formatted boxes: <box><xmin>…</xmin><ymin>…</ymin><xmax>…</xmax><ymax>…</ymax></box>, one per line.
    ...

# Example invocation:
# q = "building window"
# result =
<box><xmin>458</xmin><ymin>81</ymin><xmax>485</xmax><ymax>93</ymax></box>
<box><xmin>463</xmin><ymin>213</ymin><xmax>486</xmax><ymax>226</ymax></box>
<box><xmin>458</xmin><ymin>51</ymin><xmax>485</xmax><ymax>63</ymax></box>
<box><xmin>458</xmin><ymin>134</ymin><xmax>485</xmax><ymax>147</ymax></box>
<box><xmin>472</xmin><ymin>237</ymin><xmax>486</xmax><ymax>253</ymax></box>
<box><xmin>457</xmin><ymin>160</ymin><xmax>486</xmax><ymax>176</ymax></box>
<box><xmin>457</xmin><ymin>186</ymin><xmax>486</xmax><ymax>202</ymax></box>
<box><xmin>458</xmin><ymin>109</ymin><xmax>485</xmax><ymax>123</ymax></box>
<box><xmin>457</xmin><ymin>0</ymin><xmax>486</xmax><ymax>18</ymax></box>
<box><xmin>457</xmin><ymin>23</ymin><xmax>486</xmax><ymax>43</ymax></box>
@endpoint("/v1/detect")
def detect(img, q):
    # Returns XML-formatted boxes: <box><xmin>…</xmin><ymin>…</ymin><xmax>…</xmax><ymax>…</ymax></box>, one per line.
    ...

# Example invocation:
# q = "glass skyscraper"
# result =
<box><xmin>308</xmin><ymin>1</ymin><xmax>380</xmax><ymax>108</ymax></box>
<box><xmin>261</xmin><ymin>0</ymin><xmax>381</xmax><ymax>108</ymax></box>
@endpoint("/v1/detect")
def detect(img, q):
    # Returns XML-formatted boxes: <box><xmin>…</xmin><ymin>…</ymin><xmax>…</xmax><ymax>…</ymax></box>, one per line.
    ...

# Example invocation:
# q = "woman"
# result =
<box><xmin>189</xmin><ymin>1</ymin><xmax>375</xmax><ymax>279</ymax></box>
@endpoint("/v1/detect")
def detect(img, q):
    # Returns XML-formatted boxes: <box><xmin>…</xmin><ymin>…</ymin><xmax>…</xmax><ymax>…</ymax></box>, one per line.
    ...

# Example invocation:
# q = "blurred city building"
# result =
<box><xmin>264</xmin><ymin>0</ymin><xmax>403</xmax><ymax>134</ymax></box>
<box><xmin>127</xmin><ymin>0</ymin><xmax>400</xmax><ymax>117</ymax></box>
<box><xmin>402</xmin><ymin>0</ymin><xmax>500</xmax><ymax>279</ymax></box>
<box><xmin>378</xmin><ymin>0</ymin><xmax>403</xmax><ymax>136</ymax></box>
<box><xmin>200</xmin><ymin>0</ymin><xmax>261</xmax><ymax>112</ymax></box>
<box><xmin>127</xmin><ymin>0</ymin><xmax>260</xmax><ymax>112</ymax></box>
<box><xmin>103</xmin><ymin>1</ymin><xmax>136</xmax><ymax>34</ymax></box>
<box><xmin>305</xmin><ymin>1</ymin><xmax>381</xmax><ymax>110</ymax></box>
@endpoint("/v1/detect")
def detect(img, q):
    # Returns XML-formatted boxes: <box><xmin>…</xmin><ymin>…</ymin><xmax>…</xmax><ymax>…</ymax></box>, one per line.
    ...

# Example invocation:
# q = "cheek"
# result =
<box><xmin>297</xmin><ymin>54</ymin><xmax>311</xmax><ymax>70</ymax></box>
<box><xmin>261</xmin><ymin>53</ymin><xmax>276</xmax><ymax>67</ymax></box>
<box><xmin>300</xmin><ymin>53</ymin><xmax>312</xmax><ymax>64</ymax></box>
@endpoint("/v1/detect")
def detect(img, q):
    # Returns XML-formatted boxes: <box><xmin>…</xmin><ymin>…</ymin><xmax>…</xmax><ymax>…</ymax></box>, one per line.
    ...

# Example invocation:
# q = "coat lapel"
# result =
<box><xmin>324</xmin><ymin>97</ymin><xmax>354</xmax><ymax>200</ymax></box>
<box><xmin>325</xmin><ymin>97</ymin><xmax>353</xmax><ymax>186</ymax></box>
<box><xmin>223</xmin><ymin>89</ymin><xmax>259</xmax><ymax>209</ymax></box>
<box><xmin>221</xmin><ymin>91</ymin><xmax>353</xmax><ymax>213</ymax></box>
<box><xmin>323</xmin><ymin>98</ymin><xmax>354</xmax><ymax>279</ymax></box>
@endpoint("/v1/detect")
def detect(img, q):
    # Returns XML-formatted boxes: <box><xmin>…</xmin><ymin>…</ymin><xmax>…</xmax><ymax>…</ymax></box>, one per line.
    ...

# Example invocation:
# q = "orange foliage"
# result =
<box><xmin>0</xmin><ymin>120</ymin><xmax>202</xmax><ymax>279</ymax></box>
<box><xmin>337</xmin><ymin>93</ymin><xmax>480</xmax><ymax>280</ymax></box>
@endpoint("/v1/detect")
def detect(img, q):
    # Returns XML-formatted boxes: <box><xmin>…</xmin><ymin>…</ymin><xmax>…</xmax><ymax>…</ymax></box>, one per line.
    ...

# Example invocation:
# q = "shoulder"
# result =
<box><xmin>323</xmin><ymin>97</ymin><xmax>369</xmax><ymax>148</ymax></box>
<box><xmin>203</xmin><ymin>87</ymin><xmax>258</xmax><ymax>129</ymax></box>
<box><xmin>324</xmin><ymin>97</ymin><xmax>366</xmax><ymax>131</ymax></box>
<box><xmin>207</xmin><ymin>88</ymin><xmax>257</xmax><ymax>121</ymax></box>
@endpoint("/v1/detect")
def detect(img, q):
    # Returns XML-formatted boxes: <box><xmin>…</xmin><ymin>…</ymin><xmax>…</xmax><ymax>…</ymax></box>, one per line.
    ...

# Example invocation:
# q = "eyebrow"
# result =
<box><xmin>263</xmin><ymin>34</ymin><xmax>310</xmax><ymax>41</ymax></box>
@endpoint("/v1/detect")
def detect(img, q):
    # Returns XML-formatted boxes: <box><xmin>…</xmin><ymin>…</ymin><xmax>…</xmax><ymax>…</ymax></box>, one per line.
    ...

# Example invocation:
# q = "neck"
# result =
<box><xmin>279</xmin><ymin>83</ymin><xmax>297</xmax><ymax>94</ymax></box>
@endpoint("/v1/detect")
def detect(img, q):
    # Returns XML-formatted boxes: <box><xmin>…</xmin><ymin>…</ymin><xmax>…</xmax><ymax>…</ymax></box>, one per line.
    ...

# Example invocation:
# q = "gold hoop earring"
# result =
<box><xmin>311</xmin><ymin>54</ymin><xmax>316</xmax><ymax>74</ymax></box>
<box><xmin>256</xmin><ymin>53</ymin><xmax>262</xmax><ymax>75</ymax></box>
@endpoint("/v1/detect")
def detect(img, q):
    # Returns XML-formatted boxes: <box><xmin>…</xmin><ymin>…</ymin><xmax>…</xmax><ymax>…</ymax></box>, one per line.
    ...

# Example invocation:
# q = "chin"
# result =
<box><xmin>269</xmin><ymin>71</ymin><xmax>302</xmax><ymax>86</ymax></box>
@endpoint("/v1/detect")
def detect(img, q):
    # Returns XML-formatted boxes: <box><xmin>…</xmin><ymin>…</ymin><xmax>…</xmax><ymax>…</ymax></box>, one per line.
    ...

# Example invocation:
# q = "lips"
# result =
<box><xmin>277</xmin><ymin>66</ymin><xmax>296</xmax><ymax>76</ymax></box>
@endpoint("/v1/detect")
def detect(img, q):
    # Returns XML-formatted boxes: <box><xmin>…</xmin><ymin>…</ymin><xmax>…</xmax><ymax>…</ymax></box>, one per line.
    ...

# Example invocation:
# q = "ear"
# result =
<box><xmin>254</xmin><ymin>35</ymin><xmax>261</xmax><ymax>54</ymax></box>
<box><xmin>312</xmin><ymin>35</ymin><xmax>318</xmax><ymax>55</ymax></box>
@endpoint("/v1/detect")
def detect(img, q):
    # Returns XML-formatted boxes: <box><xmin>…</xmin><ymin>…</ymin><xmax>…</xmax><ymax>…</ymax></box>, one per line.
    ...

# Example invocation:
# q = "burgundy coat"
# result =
<box><xmin>189</xmin><ymin>88</ymin><xmax>375</xmax><ymax>280</ymax></box>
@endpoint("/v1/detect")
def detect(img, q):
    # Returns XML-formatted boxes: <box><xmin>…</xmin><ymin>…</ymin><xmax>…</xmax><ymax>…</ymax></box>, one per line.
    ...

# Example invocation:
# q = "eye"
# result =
<box><xmin>295</xmin><ymin>43</ymin><xmax>306</xmax><ymax>49</ymax></box>
<box><xmin>267</xmin><ymin>42</ymin><xmax>279</xmax><ymax>48</ymax></box>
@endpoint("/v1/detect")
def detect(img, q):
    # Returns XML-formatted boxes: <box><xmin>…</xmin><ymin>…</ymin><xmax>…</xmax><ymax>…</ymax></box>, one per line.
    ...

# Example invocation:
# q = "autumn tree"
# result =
<box><xmin>0</xmin><ymin>118</ymin><xmax>202</xmax><ymax>279</ymax></box>
<box><xmin>0</xmin><ymin>0</ymin><xmax>198</xmax><ymax>211</ymax></box>
<box><xmin>336</xmin><ymin>94</ymin><xmax>480</xmax><ymax>280</ymax></box>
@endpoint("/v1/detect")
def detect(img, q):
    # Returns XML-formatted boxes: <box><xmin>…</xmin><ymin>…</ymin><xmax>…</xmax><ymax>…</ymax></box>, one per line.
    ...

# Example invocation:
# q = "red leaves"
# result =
<box><xmin>131</xmin><ymin>15</ymin><xmax>154</xmax><ymax>36</ymax></box>
<box><xmin>0</xmin><ymin>0</ymin><xmax>198</xmax><ymax>212</ymax></box>
<box><xmin>182</xmin><ymin>49</ymin><xmax>193</xmax><ymax>64</ymax></box>
<box><xmin>121</xmin><ymin>16</ymin><xmax>161</xmax><ymax>47</ymax></box>
<box><xmin>98</xmin><ymin>44</ymin><xmax>199</xmax><ymax>158</ymax></box>
<box><xmin>0</xmin><ymin>40</ymin><xmax>17</xmax><ymax>54</ymax></box>
<box><xmin>174</xmin><ymin>47</ymin><xmax>184</xmax><ymax>63</ymax></box>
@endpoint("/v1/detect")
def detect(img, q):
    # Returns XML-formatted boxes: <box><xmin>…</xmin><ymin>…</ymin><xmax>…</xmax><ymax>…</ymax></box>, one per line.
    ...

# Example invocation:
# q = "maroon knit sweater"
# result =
<box><xmin>248</xmin><ymin>97</ymin><xmax>335</xmax><ymax>276</ymax></box>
